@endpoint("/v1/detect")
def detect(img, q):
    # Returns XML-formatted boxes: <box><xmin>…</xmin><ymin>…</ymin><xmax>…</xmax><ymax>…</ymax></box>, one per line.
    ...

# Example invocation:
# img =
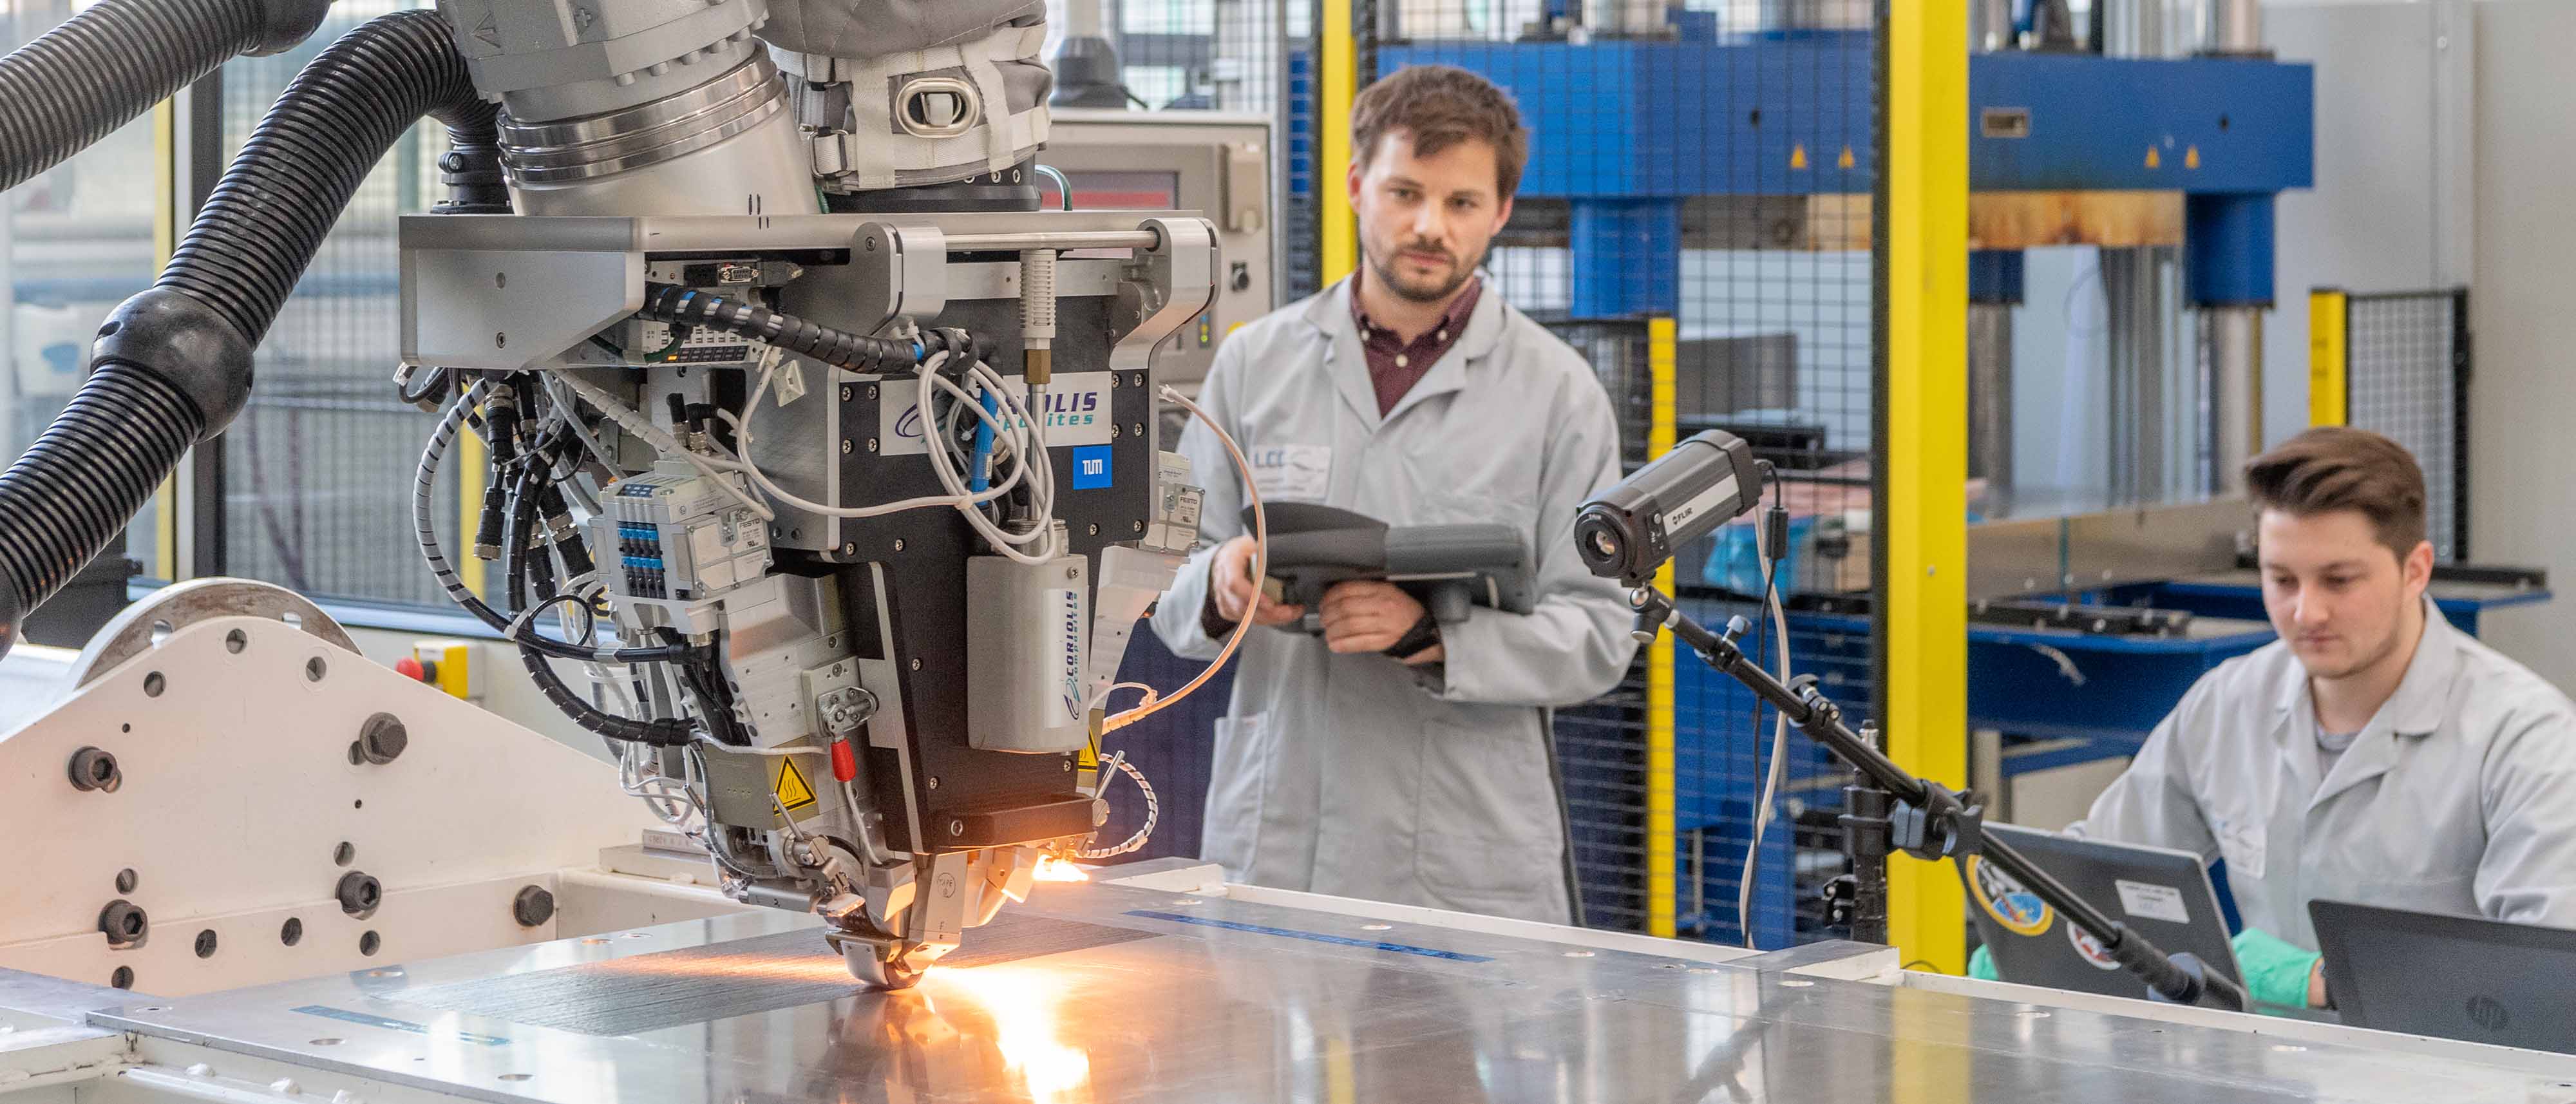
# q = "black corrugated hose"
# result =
<box><xmin>0</xmin><ymin>0</ymin><xmax>327</xmax><ymax>194</ymax></box>
<box><xmin>0</xmin><ymin>10</ymin><xmax>496</xmax><ymax>657</ymax></box>
<box><xmin>639</xmin><ymin>283</ymin><xmax>926</xmax><ymax>370</ymax></box>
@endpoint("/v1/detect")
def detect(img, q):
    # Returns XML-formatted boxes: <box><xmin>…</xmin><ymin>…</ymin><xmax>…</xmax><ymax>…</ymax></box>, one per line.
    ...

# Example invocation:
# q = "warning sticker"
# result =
<box><xmin>775</xmin><ymin>756</ymin><xmax>817</xmax><ymax>813</ymax></box>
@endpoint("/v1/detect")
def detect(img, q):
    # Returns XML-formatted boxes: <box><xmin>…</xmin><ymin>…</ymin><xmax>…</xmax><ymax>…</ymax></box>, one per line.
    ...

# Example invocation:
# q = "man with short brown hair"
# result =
<box><xmin>2068</xmin><ymin>426</ymin><xmax>2576</xmax><ymax>1007</ymax></box>
<box><xmin>1151</xmin><ymin>64</ymin><xmax>1634</xmax><ymax>922</ymax></box>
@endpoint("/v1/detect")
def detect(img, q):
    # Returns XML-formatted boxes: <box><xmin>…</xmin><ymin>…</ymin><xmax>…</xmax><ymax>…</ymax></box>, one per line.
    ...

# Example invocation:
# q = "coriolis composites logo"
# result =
<box><xmin>1048</xmin><ymin>586</ymin><xmax>1084</xmax><ymax>723</ymax></box>
<box><xmin>879</xmin><ymin>370</ymin><xmax>1115</xmax><ymax>455</ymax></box>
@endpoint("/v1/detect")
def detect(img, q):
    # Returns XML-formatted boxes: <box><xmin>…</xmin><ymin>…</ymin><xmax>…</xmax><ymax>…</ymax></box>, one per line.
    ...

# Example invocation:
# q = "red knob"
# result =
<box><xmin>829</xmin><ymin>738</ymin><xmax>858</xmax><ymax>783</ymax></box>
<box><xmin>395</xmin><ymin>656</ymin><xmax>431</xmax><ymax>682</ymax></box>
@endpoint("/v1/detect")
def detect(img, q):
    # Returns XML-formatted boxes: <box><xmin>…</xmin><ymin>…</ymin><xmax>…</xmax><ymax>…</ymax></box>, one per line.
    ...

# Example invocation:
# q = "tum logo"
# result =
<box><xmin>1081</xmin><ymin>457</ymin><xmax>1105</xmax><ymax>477</ymax></box>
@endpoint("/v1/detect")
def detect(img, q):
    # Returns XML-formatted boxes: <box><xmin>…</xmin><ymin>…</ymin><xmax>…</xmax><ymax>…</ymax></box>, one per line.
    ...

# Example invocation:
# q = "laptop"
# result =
<box><xmin>2310</xmin><ymin>899</ymin><xmax>2576</xmax><ymax>1053</ymax></box>
<box><xmin>1964</xmin><ymin>823</ymin><xmax>2243</xmax><ymax>1000</ymax></box>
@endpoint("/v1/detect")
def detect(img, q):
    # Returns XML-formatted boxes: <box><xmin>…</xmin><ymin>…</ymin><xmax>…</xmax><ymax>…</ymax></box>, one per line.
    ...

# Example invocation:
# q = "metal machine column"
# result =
<box><xmin>1967</xmin><ymin>250</ymin><xmax>2022</xmax><ymax>515</ymax></box>
<box><xmin>2101</xmin><ymin>246</ymin><xmax>2167</xmax><ymax>506</ymax></box>
<box><xmin>2190</xmin><ymin>0</ymin><xmax>2273</xmax><ymax>495</ymax></box>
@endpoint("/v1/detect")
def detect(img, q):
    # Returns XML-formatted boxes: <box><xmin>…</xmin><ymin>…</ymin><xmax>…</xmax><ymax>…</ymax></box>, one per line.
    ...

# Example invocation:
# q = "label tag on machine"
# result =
<box><xmin>1663</xmin><ymin>472</ymin><xmax>1740</xmax><ymax>535</ymax></box>
<box><xmin>775</xmin><ymin>756</ymin><xmax>818</xmax><ymax>813</ymax></box>
<box><xmin>1046</xmin><ymin>587</ymin><xmax>1084</xmax><ymax>725</ymax></box>
<box><xmin>882</xmin><ymin>370</ymin><xmax>1115</xmax><ymax>455</ymax></box>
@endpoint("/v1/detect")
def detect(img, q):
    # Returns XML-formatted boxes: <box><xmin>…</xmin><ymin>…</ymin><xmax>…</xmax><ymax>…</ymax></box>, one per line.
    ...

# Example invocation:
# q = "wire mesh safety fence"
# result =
<box><xmin>2340</xmin><ymin>289</ymin><xmax>2469</xmax><ymax>563</ymax></box>
<box><xmin>1368</xmin><ymin>0</ymin><xmax>1880</xmax><ymax>946</ymax></box>
<box><xmin>216</xmin><ymin>0</ymin><xmax>456</xmax><ymax>610</ymax></box>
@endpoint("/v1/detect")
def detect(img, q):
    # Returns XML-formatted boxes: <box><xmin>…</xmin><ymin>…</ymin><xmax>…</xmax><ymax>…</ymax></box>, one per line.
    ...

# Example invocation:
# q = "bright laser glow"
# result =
<box><xmin>1032</xmin><ymin>856</ymin><xmax>1091</xmax><ymax>883</ymax></box>
<box><xmin>924</xmin><ymin>963</ymin><xmax>1095</xmax><ymax>1103</ymax></box>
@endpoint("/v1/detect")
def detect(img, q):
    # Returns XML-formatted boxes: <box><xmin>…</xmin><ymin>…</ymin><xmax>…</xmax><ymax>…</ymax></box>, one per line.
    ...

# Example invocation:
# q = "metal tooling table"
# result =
<box><xmin>2134</xmin><ymin>570</ymin><xmax>2554</xmax><ymax>638</ymax></box>
<box><xmin>68</xmin><ymin>872</ymin><xmax>2576</xmax><ymax>1103</ymax></box>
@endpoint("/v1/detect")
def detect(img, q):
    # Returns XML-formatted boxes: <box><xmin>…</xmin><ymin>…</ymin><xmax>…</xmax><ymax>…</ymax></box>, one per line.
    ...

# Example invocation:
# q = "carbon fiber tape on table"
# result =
<box><xmin>395</xmin><ymin>912</ymin><xmax>1159</xmax><ymax>1036</ymax></box>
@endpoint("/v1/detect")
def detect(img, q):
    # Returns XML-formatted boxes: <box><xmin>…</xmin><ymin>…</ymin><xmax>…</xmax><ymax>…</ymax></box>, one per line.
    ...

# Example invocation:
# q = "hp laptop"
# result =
<box><xmin>2311</xmin><ymin>898</ymin><xmax>2576</xmax><ymax>1053</ymax></box>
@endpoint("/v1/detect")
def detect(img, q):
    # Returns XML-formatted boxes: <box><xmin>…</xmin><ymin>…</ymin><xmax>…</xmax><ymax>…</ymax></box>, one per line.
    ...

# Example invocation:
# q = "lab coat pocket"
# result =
<box><xmin>1204</xmin><ymin>712</ymin><xmax>1271</xmax><ymax>878</ymax></box>
<box><xmin>1414</xmin><ymin>718</ymin><xmax>1556</xmax><ymax>909</ymax></box>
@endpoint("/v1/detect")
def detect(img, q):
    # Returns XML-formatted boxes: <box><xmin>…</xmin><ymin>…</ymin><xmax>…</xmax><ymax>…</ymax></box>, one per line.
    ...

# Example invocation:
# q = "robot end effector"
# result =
<box><xmin>0</xmin><ymin>0</ymin><xmax>1214</xmax><ymax>989</ymax></box>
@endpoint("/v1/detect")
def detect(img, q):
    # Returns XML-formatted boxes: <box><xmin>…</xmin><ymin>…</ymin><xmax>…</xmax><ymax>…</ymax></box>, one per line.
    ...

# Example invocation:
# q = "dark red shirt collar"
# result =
<box><xmin>1349</xmin><ymin>271</ymin><xmax>1481</xmax><ymax>417</ymax></box>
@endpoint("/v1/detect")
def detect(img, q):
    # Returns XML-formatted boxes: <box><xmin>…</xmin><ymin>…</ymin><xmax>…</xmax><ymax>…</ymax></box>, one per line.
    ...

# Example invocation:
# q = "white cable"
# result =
<box><xmin>554</xmin><ymin>372</ymin><xmax>772</xmax><ymax>521</ymax></box>
<box><xmin>920</xmin><ymin>360</ymin><xmax>1059</xmax><ymax>564</ymax></box>
<box><xmin>1071</xmin><ymin>752</ymin><xmax>1159</xmax><ymax>859</ymax></box>
<box><xmin>693</xmin><ymin>736</ymin><xmax>831</xmax><ymax>757</ymax></box>
<box><xmin>1738</xmin><ymin>506</ymin><xmax>1794</xmax><ymax>950</ymax></box>
<box><xmin>719</xmin><ymin>354</ymin><xmax>1037</xmax><ymax>519</ymax></box>
<box><xmin>1087</xmin><ymin>681</ymin><xmax>1157</xmax><ymax>712</ymax></box>
<box><xmin>542</xmin><ymin>373</ymin><xmax>632</xmax><ymax>475</ymax></box>
<box><xmin>1101</xmin><ymin>385</ymin><xmax>1264</xmax><ymax>736</ymax></box>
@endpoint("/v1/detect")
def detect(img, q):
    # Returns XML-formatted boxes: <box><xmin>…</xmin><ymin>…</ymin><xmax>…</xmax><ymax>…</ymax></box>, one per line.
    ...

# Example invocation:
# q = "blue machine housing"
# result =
<box><xmin>1381</xmin><ymin>34</ymin><xmax>2315</xmax><ymax>312</ymax></box>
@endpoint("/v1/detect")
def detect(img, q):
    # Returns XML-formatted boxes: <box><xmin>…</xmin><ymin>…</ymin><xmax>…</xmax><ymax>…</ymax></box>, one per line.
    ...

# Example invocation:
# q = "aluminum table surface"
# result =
<box><xmin>90</xmin><ymin>879</ymin><xmax>2576</xmax><ymax>1104</ymax></box>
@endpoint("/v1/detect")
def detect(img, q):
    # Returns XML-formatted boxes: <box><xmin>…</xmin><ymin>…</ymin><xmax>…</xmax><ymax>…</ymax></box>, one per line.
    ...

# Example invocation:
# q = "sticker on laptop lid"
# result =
<box><xmin>2115</xmin><ymin>879</ymin><xmax>2190</xmax><ymax>925</ymax></box>
<box><xmin>2069</xmin><ymin>923</ymin><xmax>2121</xmax><ymax>971</ymax></box>
<box><xmin>1967</xmin><ymin>855</ymin><xmax>2052</xmax><ymax>937</ymax></box>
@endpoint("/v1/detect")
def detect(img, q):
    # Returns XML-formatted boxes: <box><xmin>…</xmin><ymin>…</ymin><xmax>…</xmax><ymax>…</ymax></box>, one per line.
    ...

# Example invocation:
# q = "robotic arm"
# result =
<box><xmin>0</xmin><ymin>0</ymin><xmax>1224</xmax><ymax>989</ymax></box>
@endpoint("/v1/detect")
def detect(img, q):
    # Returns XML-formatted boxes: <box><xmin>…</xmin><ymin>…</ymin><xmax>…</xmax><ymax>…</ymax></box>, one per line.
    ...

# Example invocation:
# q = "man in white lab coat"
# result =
<box><xmin>1149</xmin><ymin>64</ymin><xmax>1636</xmax><ymax>922</ymax></box>
<box><xmin>2064</xmin><ymin>428</ymin><xmax>2576</xmax><ymax>1008</ymax></box>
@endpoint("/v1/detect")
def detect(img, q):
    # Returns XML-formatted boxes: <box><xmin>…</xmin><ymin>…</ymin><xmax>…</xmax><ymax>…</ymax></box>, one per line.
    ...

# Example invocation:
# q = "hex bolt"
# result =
<box><xmin>512</xmin><ymin>886</ymin><xmax>556</xmax><ymax>928</ymax></box>
<box><xmin>115</xmin><ymin>868</ymin><xmax>137</xmax><ymax>893</ymax></box>
<box><xmin>357</xmin><ymin>713</ymin><xmax>408</xmax><ymax>765</ymax></box>
<box><xmin>98</xmin><ymin>899</ymin><xmax>148</xmax><ymax>947</ymax></box>
<box><xmin>67</xmin><ymin>747</ymin><xmax>120</xmax><ymax>792</ymax></box>
<box><xmin>336</xmin><ymin>871</ymin><xmax>383</xmax><ymax>918</ymax></box>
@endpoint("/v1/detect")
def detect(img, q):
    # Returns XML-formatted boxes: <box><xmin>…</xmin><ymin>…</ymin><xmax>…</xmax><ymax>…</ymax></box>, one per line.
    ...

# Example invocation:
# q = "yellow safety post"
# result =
<box><xmin>1645</xmin><ymin>316</ymin><xmax>1680</xmax><ymax>938</ymax></box>
<box><xmin>151</xmin><ymin>97</ymin><xmax>179</xmax><ymax>581</ymax></box>
<box><xmin>2308</xmin><ymin>289</ymin><xmax>2348</xmax><ymax>426</ymax></box>
<box><xmin>1320</xmin><ymin>0</ymin><xmax>1358</xmax><ymax>285</ymax></box>
<box><xmin>1880</xmin><ymin>0</ymin><xmax>1968</xmax><ymax>975</ymax></box>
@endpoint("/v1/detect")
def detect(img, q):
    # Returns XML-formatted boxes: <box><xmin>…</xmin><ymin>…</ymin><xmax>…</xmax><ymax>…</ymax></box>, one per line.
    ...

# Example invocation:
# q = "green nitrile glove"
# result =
<box><xmin>2230</xmin><ymin>926</ymin><xmax>2322</xmax><ymax>1009</ymax></box>
<box><xmin>1969</xmin><ymin>943</ymin><xmax>1999</xmax><ymax>980</ymax></box>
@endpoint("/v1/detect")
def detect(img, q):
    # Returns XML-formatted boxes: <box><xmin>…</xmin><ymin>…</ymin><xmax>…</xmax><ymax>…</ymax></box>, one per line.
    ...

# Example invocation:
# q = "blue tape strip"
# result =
<box><xmin>291</xmin><ymin>1005</ymin><xmax>509</xmax><ymax>1047</ymax></box>
<box><xmin>1123</xmin><ymin>910</ymin><xmax>1496</xmax><ymax>962</ymax></box>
